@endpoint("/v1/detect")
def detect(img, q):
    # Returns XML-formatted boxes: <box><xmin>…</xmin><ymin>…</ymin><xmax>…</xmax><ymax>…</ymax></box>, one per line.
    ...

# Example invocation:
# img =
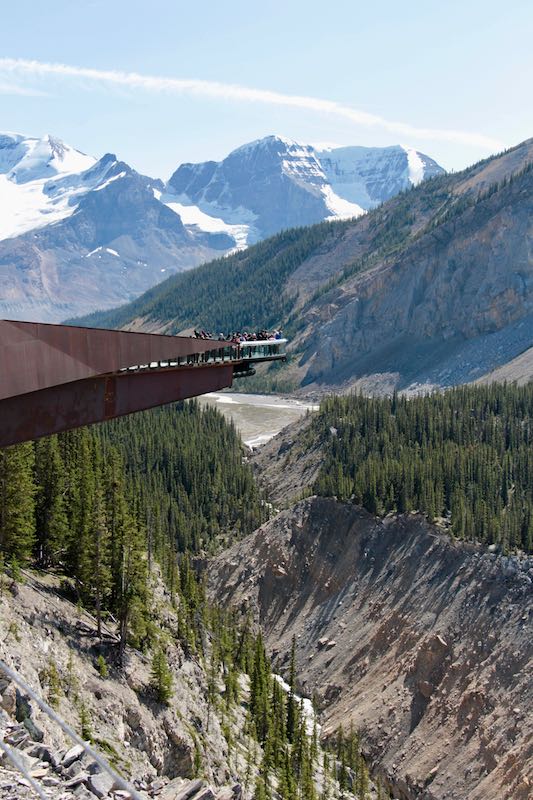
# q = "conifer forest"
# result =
<box><xmin>314</xmin><ymin>383</ymin><xmax>533</xmax><ymax>553</ymax></box>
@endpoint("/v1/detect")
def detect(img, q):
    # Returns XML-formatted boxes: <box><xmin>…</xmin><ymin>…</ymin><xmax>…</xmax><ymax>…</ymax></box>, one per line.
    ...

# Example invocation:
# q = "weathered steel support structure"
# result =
<box><xmin>0</xmin><ymin>320</ymin><xmax>286</xmax><ymax>448</ymax></box>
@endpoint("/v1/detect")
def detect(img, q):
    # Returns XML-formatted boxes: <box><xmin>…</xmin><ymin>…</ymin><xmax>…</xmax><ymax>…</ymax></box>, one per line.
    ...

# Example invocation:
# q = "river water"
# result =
<box><xmin>197</xmin><ymin>392</ymin><xmax>318</xmax><ymax>448</ymax></box>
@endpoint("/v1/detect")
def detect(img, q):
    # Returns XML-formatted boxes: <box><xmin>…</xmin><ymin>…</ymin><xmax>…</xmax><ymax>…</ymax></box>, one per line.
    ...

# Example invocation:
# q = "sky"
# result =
<box><xmin>0</xmin><ymin>0</ymin><xmax>532</xmax><ymax>179</ymax></box>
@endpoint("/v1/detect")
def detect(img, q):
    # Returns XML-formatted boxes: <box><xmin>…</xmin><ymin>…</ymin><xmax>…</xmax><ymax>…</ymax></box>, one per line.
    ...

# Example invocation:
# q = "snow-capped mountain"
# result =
<box><xmin>0</xmin><ymin>133</ymin><xmax>234</xmax><ymax>322</ymax></box>
<box><xmin>315</xmin><ymin>144</ymin><xmax>443</xmax><ymax>208</ymax></box>
<box><xmin>0</xmin><ymin>133</ymin><xmax>96</xmax><ymax>241</ymax></box>
<box><xmin>167</xmin><ymin>135</ymin><xmax>445</xmax><ymax>244</ymax></box>
<box><xmin>0</xmin><ymin>132</ymin><xmax>444</xmax><ymax>322</ymax></box>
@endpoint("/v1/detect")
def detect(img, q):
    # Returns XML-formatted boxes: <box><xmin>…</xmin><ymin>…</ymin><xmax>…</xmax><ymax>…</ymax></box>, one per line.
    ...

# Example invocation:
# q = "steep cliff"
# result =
<box><xmin>209</xmin><ymin>497</ymin><xmax>533</xmax><ymax>800</ymax></box>
<box><xmin>0</xmin><ymin>570</ymin><xmax>243</xmax><ymax>799</ymax></box>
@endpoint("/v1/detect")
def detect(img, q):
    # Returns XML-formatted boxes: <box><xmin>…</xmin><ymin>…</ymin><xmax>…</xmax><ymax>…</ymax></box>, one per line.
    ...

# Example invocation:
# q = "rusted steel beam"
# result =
<box><xmin>0</xmin><ymin>320</ymin><xmax>220</xmax><ymax>402</ymax></box>
<box><xmin>0</xmin><ymin>363</ymin><xmax>235</xmax><ymax>448</ymax></box>
<box><xmin>0</xmin><ymin>319</ymin><xmax>236</xmax><ymax>447</ymax></box>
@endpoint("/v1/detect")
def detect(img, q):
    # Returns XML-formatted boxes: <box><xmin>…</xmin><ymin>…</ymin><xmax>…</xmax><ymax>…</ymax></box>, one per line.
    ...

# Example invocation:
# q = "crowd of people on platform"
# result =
<box><xmin>193</xmin><ymin>328</ymin><xmax>283</xmax><ymax>343</ymax></box>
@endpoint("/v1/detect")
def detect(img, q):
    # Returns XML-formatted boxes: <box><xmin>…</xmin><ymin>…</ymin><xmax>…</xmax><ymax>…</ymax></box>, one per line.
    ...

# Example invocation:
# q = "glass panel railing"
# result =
<box><xmin>119</xmin><ymin>339</ymin><xmax>287</xmax><ymax>372</ymax></box>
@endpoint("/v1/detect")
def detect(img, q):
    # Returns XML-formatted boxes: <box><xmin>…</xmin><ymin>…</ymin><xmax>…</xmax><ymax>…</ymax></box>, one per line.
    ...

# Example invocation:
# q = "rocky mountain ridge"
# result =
<box><xmin>85</xmin><ymin>137</ymin><xmax>533</xmax><ymax>393</ymax></box>
<box><xmin>168</xmin><ymin>136</ymin><xmax>444</xmax><ymax>242</ymax></box>
<box><xmin>0</xmin><ymin>565</ymin><xmax>376</xmax><ymax>800</ymax></box>
<box><xmin>0</xmin><ymin>132</ymin><xmax>443</xmax><ymax>323</ymax></box>
<box><xmin>0</xmin><ymin>569</ymin><xmax>243</xmax><ymax>799</ymax></box>
<box><xmin>0</xmin><ymin>133</ymin><xmax>233</xmax><ymax>322</ymax></box>
<box><xmin>209</xmin><ymin>496</ymin><xmax>533</xmax><ymax>800</ymax></box>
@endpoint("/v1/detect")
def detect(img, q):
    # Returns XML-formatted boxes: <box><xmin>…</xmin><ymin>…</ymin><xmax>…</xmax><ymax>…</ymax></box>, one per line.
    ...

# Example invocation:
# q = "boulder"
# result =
<box><xmin>62</xmin><ymin>744</ymin><xmax>85</xmax><ymax>767</ymax></box>
<box><xmin>194</xmin><ymin>790</ymin><xmax>215</xmax><ymax>800</ymax></box>
<box><xmin>161</xmin><ymin>778</ymin><xmax>205</xmax><ymax>800</ymax></box>
<box><xmin>0</xmin><ymin>682</ymin><xmax>16</xmax><ymax>716</ymax></box>
<box><xmin>23</xmin><ymin>717</ymin><xmax>44</xmax><ymax>742</ymax></box>
<box><xmin>65</xmin><ymin>771</ymin><xmax>89</xmax><ymax>788</ymax></box>
<box><xmin>28</xmin><ymin>744</ymin><xmax>62</xmax><ymax>768</ymax></box>
<box><xmin>15</xmin><ymin>690</ymin><xmax>32</xmax><ymax>722</ymax></box>
<box><xmin>67</xmin><ymin>759</ymin><xmax>85</xmax><ymax>778</ymax></box>
<box><xmin>0</xmin><ymin>748</ymin><xmax>35</xmax><ymax>773</ymax></box>
<box><xmin>417</xmin><ymin>680</ymin><xmax>434</xmax><ymax>699</ymax></box>
<box><xmin>87</xmin><ymin>768</ymin><xmax>117</xmax><ymax>798</ymax></box>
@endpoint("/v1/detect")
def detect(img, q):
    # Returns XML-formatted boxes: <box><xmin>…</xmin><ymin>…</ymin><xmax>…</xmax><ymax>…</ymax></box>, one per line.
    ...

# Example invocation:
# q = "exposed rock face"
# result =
<box><xmin>0</xmin><ymin>135</ymin><xmax>233</xmax><ymax>322</ymax></box>
<box><xmin>168</xmin><ymin>136</ymin><xmax>443</xmax><ymax>241</ymax></box>
<box><xmin>292</xmin><ymin>140</ymin><xmax>533</xmax><ymax>391</ymax></box>
<box><xmin>0</xmin><ymin>568</ymin><xmax>360</xmax><ymax>800</ymax></box>
<box><xmin>169</xmin><ymin>137</ymin><xmax>337</xmax><ymax>242</ymax></box>
<box><xmin>92</xmin><ymin>137</ymin><xmax>533</xmax><ymax>392</ymax></box>
<box><xmin>0</xmin><ymin>571</ymin><xmax>249</xmax><ymax>799</ymax></box>
<box><xmin>209</xmin><ymin>497</ymin><xmax>533</xmax><ymax>800</ymax></box>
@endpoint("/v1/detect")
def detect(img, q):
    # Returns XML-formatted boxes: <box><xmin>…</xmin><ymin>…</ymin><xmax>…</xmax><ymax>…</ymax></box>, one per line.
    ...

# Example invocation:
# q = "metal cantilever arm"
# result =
<box><xmin>0</xmin><ymin>321</ymin><xmax>229</xmax><ymax>447</ymax></box>
<box><xmin>0</xmin><ymin>321</ymin><xmax>288</xmax><ymax>448</ymax></box>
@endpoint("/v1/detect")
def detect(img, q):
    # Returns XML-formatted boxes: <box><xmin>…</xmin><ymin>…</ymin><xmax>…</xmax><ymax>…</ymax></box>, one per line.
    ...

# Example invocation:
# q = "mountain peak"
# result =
<box><xmin>232</xmin><ymin>134</ymin><xmax>305</xmax><ymax>153</ymax></box>
<box><xmin>0</xmin><ymin>131</ymin><xmax>95</xmax><ymax>184</ymax></box>
<box><xmin>167</xmin><ymin>135</ymin><xmax>444</xmax><ymax>241</ymax></box>
<box><xmin>229</xmin><ymin>134</ymin><xmax>316</xmax><ymax>164</ymax></box>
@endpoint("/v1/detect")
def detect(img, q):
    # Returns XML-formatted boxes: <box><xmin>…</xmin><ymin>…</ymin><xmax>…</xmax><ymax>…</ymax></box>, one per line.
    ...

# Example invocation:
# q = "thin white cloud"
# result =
<box><xmin>0</xmin><ymin>57</ymin><xmax>502</xmax><ymax>151</ymax></box>
<box><xmin>0</xmin><ymin>79</ymin><xmax>47</xmax><ymax>97</ymax></box>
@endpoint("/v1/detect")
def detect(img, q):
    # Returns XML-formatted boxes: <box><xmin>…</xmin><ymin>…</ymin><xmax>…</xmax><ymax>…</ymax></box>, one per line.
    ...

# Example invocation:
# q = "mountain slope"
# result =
<box><xmin>0</xmin><ymin>134</ymin><xmax>234</xmax><ymax>322</ymax></box>
<box><xmin>0</xmin><ymin>132</ymin><xmax>444</xmax><ymax>323</ymax></box>
<box><xmin>0</xmin><ymin>132</ymin><xmax>96</xmax><ymax>240</ymax></box>
<box><xmin>167</xmin><ymin>135</ymin><xmax>444</xmax><ymax>243</ymax></box>
<box><xmin>209</xmin><ymin>496</ymin><xmax>533</xmax><ymax>800</ymax></box>
<box><xmin>80</xmin><ymin>138</ymin><xmax>533</xmax><ymax>392</ymax></box>
<box><xmin>315</xmin><ymin>143</ymin><xmax>443</xmax><ymax>208</ymax></box>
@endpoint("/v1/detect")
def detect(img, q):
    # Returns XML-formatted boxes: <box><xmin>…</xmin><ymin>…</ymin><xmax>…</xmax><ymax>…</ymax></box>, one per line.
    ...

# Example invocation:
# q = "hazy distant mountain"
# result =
<box><xmin>0</xmin><ymin>133</ymin><xmax>233</xmax><ymax>322</ymax></box>
<box><xmin>167</xmin><ymin>135</ymin><xmax>444</xmax><ymax>243</ymax></box>
<box><xmin>315</xmin><ymin>143</ymin><xmax>443</xmax><ymax>207</ymax></box>
<box><xmin>0</xmin><ymin>132</ymin><xmax>444</xmax><ymax>322</ymax></box>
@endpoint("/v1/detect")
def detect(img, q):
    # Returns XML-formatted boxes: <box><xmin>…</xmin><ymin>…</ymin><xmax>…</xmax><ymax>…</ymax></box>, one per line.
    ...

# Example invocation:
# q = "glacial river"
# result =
<box><xmin>197</xmin><ymin>392</ymin><xmax>318</xmax><ymax>449</ymax></box>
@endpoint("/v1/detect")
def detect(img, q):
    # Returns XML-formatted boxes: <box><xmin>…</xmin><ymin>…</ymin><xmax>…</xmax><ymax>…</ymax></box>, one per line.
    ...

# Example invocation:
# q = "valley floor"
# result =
<box><xmin>196</xmin><ymin>392</ymin><xmax>317</xmax><ymax>449</ymax></box>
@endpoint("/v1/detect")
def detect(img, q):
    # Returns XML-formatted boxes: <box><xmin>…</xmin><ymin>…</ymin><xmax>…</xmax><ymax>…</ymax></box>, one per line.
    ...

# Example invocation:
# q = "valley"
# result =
<box><xmin>2</xmin><ymin>380</ymin><xmax>532</xmax><ymax>799</ymax></box>
<box><xmin>196</xmin><ymin>392</ymin><xmax>318</xmax><ymax>449</ymax></box>
<box><xmin>1</xmin><ymin>2</ymin><xmax>533</xmax><ymax>799</ymax></box>
<box><xmin>209</xmin><ymin>496</ymin><xmax>532</xmax><ymax>800</ymax></box>
<box><xmin>0</xmin><ymin>71</ymin><xmax>531</xmax><ymax>800</ymax></box>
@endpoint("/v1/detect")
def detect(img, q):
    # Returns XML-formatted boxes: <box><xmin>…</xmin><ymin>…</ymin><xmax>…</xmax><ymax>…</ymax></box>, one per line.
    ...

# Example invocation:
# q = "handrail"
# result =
<box><xmin>0</xmin><ymin>656</ymin><xmax>144</xmax><ymax>800</ymax></box>
<box><xmin>119</xmin><ymin>339</ymin><xmax>288</xmax><ymax>373</ymax></box>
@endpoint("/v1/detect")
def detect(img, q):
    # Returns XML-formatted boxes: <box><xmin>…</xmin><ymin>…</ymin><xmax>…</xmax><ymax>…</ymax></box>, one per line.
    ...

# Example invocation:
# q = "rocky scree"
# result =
<box><xmin>209</xmin><ymin>496</ymin><xmax>533</xmax><ymax>800</ymax></box>
<box><xmin>0</xmin><ymin>570</ymin><xmax>249</xmax><ymax>799</ymax></box>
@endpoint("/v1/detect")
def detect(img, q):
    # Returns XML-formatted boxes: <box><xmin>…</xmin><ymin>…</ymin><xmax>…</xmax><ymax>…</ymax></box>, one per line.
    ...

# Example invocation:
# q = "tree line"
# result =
<box><xmin>313</xmin><ymin>383</ymin><xmax>533</xmax><ymax>553</ymax></box>
<box><xmin>73</xmin><ymin>221</ymin><xmax>344</xmax><ymax>335</ymax></box>
<box><xmin>0</xmin><ymin>401</ymin><xmax>267</xmax><ymax>654</ymax></box>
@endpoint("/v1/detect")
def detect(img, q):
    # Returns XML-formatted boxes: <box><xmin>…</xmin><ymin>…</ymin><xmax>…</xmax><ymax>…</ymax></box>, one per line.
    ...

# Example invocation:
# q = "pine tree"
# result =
<box><xmin>151</xmin><ymin>647</ymin><xmax>173</xmax><ymax>704</ymax></box>
<box><xmin>90</xmin><ymin>483</ymin><xmax>112</xmax><ymax>639</ymax></box>
<box><xmin>286</xmin><ymin>636</ymin><xmax>298</xmax><ymax>744</ymax></box>
<box><xmin>250</xmin><ymin>631</ymin><xmax>270</xmax><ymax>743</ymax></box>
<box><xmin>79</xmin><ymin>701</ymin><xmax>94</xmax><ymax>742</ymax></box>
<box><xmin>34</xmin><ymin>436</ymin><xmax>69</xmax><ymax>566</ymax></box>
<box><xmin>0</xmin><ymin>443</ymin><xmax>35</xmax><ymax>565</ymax></box>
